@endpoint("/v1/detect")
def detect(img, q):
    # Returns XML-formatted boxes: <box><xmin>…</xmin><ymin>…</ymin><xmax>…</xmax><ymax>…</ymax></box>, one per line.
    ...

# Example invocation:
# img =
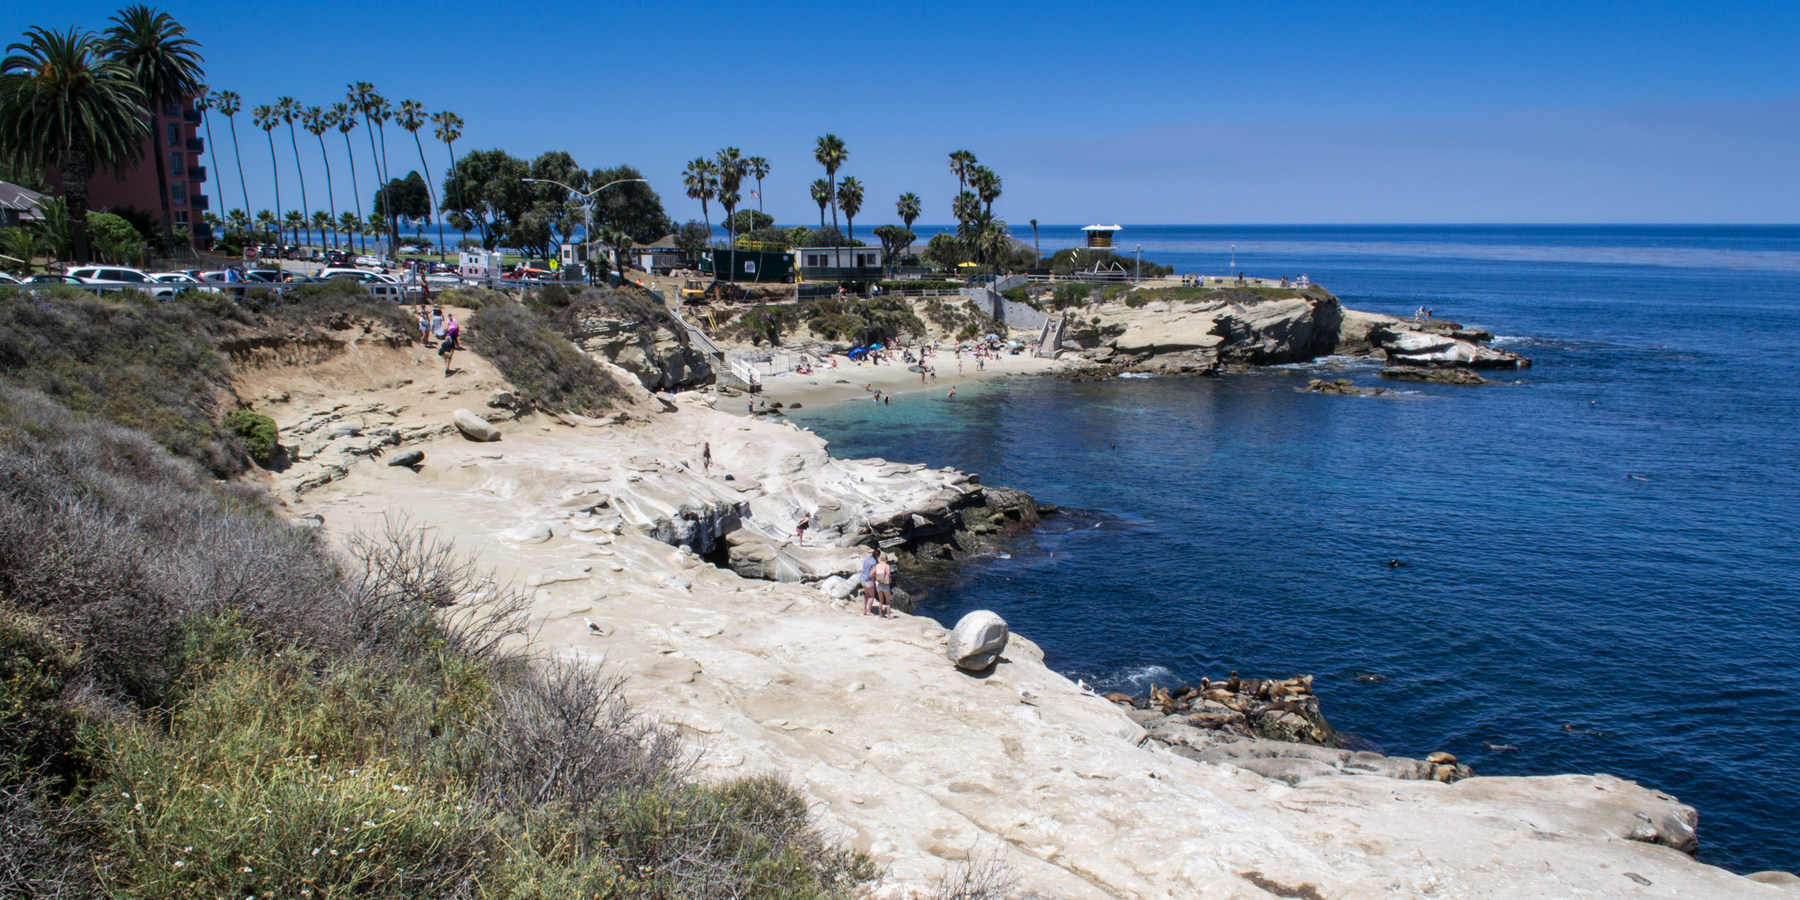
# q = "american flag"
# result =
<box><xmin>750</xmin><ymin>190</ymin><xmax>761</xmax><ymax>199</ymax></box>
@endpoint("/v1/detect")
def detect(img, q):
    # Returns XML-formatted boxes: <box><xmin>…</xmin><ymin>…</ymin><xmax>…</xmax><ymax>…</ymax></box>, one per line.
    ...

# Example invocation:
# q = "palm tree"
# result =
<box><xmin>273</xmin><ymin>97</ymin><xmax>311</xmax><ymax>248</ymax></box>
<box><xmin>194</xmin><ymin>87</ymin><xmax>226</xmax><ymax>239</ymax></box>
<box><xmin>331</xmin><ymin>101</ymin><xmax>362</xmax><ymax>253</ymax></box>
<box><xmin>971</xmin><ymin>165</ymin><xmax>1001</xmax><ymax>216</ymax></box>
<box><xmin>896</xmin><ymin>192</ymin><xmax>921</xmax><ymax>261</ymax></box>
<box><xmin>213</xmin><ymin>90</ymin><xmax>249</xmax><ymax>222</ymax></box>
<box><xmin>310</xmin><ymin>210</ymin><xmax>331</xmax><ymax>247</ymax></box>
<box><xmin>225</xmin><ymin>207</ymin><xmax>248</xmax><ymax>236</ymax></box>
<box><xmin>337</xmin><ymin>210</ymin><xmax>360</xmax><ymax>252</ymax></box>
<box><xmin>837</xmin><ymin>176</ymin><xmax>863</xmax><ymax>244</ymax></box>
<box><xmin>682</xmin><ymin>157</ymin><xmax>717</xmax><ymax>241</ymax></box>
<box><xmin>251</xmin><ymin>104</ymin><xmax>281</xmax><ymax>243</ymax></box>
<box><xmin>397</xmin><ymin>99</ymin><xmax>441</xmax><ymax>258</ymax></box>
<box><xmin>0</xmin><ymin>27</ymin><xmax>148</xmax><ymax>264</ymax></box>
<box><xmin>714</xmin><ymin>147</ymin><xmax>745</xmax><ymax>244</ymax></box>
<box><xmin>254</xmin><ymin>208</ymin><xmax>274</xmax><ymax>242</ymax></box>
<box><xmin>349</xmin><ymin>83</ymin><xmax>386</xmax><ymax>252</ymax></box>
<box><xmin>301</xmin><ymin>105</ymin><xmax>337</xmax><ymax>248</ymax></box>
<box><xmin>746</xmin><ymin>155</ymin><xmax>769</xmax><ymax>213</ymax></box>
<box><xmin>368</xmin><ymin>94</ymin><xmax>397</xmax><ymax>252</ymax></box>
<box><xmin>1030</xmin><ymin>218</ymin><xmax>1039</xmax><ymax>260</ymax></box>
<box><xmin>948</xmin><ymin>150</ymin><xmax>977</xmax><ymax>195</ymax></box>
<box><xmin>283</xmin><ymin>209</ymin><xmax>304</xmax><ymax>245</ymax></box>
<box><xmin>103</xmin><ymin>5</ymin><xmax>204</xmax><ymax>249</ymax></box>
<box><xmin>809</xmin><ymin>179</ymin><xmax>831</xmax><ymax>231</ymax></box>
<box><xmin>813</xmin><ymin>134</ymin><xmax>846</xmax><ymax>241</ymax></box>
<box><xmin>431</xmin><ymin>110</ymin><xmax>464</xmax><ymax>245</ymax></box>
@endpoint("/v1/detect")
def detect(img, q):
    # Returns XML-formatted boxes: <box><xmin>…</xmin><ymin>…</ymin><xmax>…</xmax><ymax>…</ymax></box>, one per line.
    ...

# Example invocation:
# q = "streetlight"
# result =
<box><xmin>521</xmin><ymin>176</ymin><xmax>647</xmax><ymax>283</ymax></box>
<box><xmin>1135</xmin><ymin>243</ymin><xmax>1142</xmax><ymax>283</ymax></box>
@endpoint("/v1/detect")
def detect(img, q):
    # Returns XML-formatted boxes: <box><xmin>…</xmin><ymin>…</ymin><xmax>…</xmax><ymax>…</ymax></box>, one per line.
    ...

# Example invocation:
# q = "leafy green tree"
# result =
<box><xmin>372</xmin><ymin>171</ymin><xmax>431</xmax><ymax>227</ymax></box>
<box><xmin>0</xmin><ymin>225</ymin><xmax>41</xmax><ymax>273</ymax></box>
<box><xmin>211</xmin><ymin>90</ymin><xmax>249</xmax><ymax>222</ymax></box>
<box><xmin>673</xmin><ymin>219</ymin><xmax>710</xmax><ymax>257</ymax></box>
<box><xmin>809</xmin><ymin>178</ymin><xmax>831</xmax><ymax>230</ymax></box>
<box><xmin>725</xmin><ymin>209</ymin><xmax>773</xmax><ymax>234</ymax></box>
<box><xmin>682</xmin><ymin>157</ymin><xmax>717</xmax><ymax>241</ymax></box>
<box><xmin>871</xmin><ymin>224</ymin><xmax>914</xmax><ymax>277</ymax></box>
<box><xmin>921</xmin><ymin>232</ymin><xmax>968</xmax><ymax>273</ymax></box>
<box><xmin>103</xmin><ymin>5</ymin><xmax>205</xmax><ymax>248</ymax></box>
<box><xmin>588</xmin><ymin>164</ymin><xmax>668</xmax><ymax>244</ymax></box>
<box><xmin>89</xmin><ymin>210</ymin><xmax>145</xmax><ymax>264</ymax></box>
<box><xmin>836</xmin><ymin>176</ymin><xmax>863</xmax><ymax>243</ymax></box>
<box><xmin>301</xmin><ymin>105</ymin><xmax>337</xmax><ymax>247</ymax></box>
<box><xmin>0</xmin><ymin>26</ymin><xmax>149</xmax><ymax>263</ymax></box>
<box><xmin>813</xmin><ymin>133</ymin><xmax>846</xmax><ymax>239</ymax></box>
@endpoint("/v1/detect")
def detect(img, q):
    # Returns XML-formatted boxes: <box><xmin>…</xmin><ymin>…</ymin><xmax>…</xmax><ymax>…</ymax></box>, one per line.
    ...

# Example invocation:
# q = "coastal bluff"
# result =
<box><xmin>259</xmin><ymin>328</ymin><xmax>1780</xmax><ymax>898</ymax></box>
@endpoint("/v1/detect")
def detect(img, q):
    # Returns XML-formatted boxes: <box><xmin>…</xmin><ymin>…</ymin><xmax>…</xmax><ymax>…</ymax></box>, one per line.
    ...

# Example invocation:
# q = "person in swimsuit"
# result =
<box><xmin>873</xmin><ymin>553</ymin><xmax>894</xmax><ymax>618</ymax></box>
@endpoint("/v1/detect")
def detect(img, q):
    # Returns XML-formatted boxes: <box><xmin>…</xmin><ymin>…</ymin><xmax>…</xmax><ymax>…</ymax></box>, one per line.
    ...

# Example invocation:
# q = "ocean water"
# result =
<box><xmin>786</xmin><ymin>225</ymin><xmax>1800</xmax><ymax>876</ymax></box>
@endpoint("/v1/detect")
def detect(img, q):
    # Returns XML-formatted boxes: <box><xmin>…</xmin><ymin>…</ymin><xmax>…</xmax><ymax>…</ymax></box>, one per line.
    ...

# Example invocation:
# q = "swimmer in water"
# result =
<box><xmin>1387</xmin><ymin>559</ymin><xmax>1406</xmax><ymax>568</ymax></box>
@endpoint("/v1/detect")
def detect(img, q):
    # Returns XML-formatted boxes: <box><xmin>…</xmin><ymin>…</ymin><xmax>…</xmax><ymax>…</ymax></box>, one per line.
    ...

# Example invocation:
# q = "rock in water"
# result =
<box><xmin>454</xmin><ymin>408</ymin><xmax>501</xmax><ymax>442</ymax></box>
<box><xmin>386</xmin><ymin>448</ymin><xmax>424</xmax><ymax>467</ymax></box>
<box><xmin>946</xmin><ymin>610</ymin><xmax>1009</xmax><ymax>671</ymax></box>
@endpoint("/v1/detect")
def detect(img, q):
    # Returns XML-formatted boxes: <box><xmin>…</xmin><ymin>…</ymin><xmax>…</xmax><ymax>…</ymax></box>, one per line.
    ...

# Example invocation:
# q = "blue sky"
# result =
<box><xmin>6</xmin><ymin>0</ymin><xmax>1797</xmax><ymax>225</ymax></box>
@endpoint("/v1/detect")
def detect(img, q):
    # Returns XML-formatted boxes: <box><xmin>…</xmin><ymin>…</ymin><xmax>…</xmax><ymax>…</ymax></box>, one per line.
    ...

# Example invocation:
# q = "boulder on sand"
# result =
<box><xmin>386</xmin><ymin>448</ymin><xmax>425</xmax><ymax>467</ymax></box>
<box><xmin>946</xmin><ymin>610</ymin><xmax>1010</xmax><ymax>671</ymax></box>
<box><xmin>454</xmin><ymin>408</ymin><xmax>501</xmax><ymax>442</ymax></box>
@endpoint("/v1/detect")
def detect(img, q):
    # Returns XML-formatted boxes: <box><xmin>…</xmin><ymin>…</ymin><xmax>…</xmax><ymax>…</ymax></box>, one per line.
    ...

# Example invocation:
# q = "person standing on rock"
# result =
<box><xmin>859</xmin><ymin>546</ymin><xmax>880</xmax><ymax>615</ymax></box>
<box><xmin>702</xmin><ymin>442</ymin><xmax>712</xmax><ymax>473</ymax></box>
<box><xmin>873</xmin><ymin>553</ymin><xmax>894</xmax><ymax>618</ymax></box>
<box><xmin>793</xmin><ymin>512</ymin><xmax>810</xmax><ymax>545</ymax></box>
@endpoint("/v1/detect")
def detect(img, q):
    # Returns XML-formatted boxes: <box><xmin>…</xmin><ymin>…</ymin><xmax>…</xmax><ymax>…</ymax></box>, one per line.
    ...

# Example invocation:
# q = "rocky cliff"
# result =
<box><xmin>571</xmin><ymin>311</ymin><xmax>715</xmax><ymax>392</ymax></box>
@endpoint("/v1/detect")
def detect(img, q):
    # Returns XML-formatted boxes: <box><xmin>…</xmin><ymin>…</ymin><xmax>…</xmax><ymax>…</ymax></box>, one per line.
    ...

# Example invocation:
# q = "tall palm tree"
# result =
<box><xmin>283</xmin><ymin>209</ymin><xmax>304</xmax><ymax>245</ymax></box>
<box><xmin>813</xmin><ymin>134</ymin><xmax>846</xmax><ymax>241</ymax></box>
<box><xmin>310</xmin><ymin>209</ymin><xmax>331</xmax><ymax>246</ymax></box>
<box><xmin>253</xmin><ymin>208</ymin><xmax>274</xmax><ymax>242</ymax></box>
<box><xmin>368</xmin><ymin>94</ymin><xmax>396</xmax><ymax>252</ymax></box>
<box><xmin>682</xmin><ymin>157</ymin><xmax>717</xmax><ymax>241</ymax></box>
<box><xmin>301</xmin><ymin>105</ymin><xmax>337</xmax><ymax>248</ymax></box>
<box><xmin>251</xmin><ymin>104</ymin><xmax>281</xmax><ymax>242</ymax></box>
<box><xmin>431</xmin><ymin>110</ymin><xmax>464</xmax><ymax>245</ymax></box>
<box><xmin>746</xmin><ymin>155</ymin><xmax>769</xmax><ymax>213</ymax></box>
<box><xmin>274</xmin><ymin>96</ymin><xmax>309</xmax><ymax>246</ymax></box>
<box><xmin>331</xmin><ymin>101</ymin><xmax>362</xmax><ymax>253</ymax></box>
<box><xmin>396</xmin><ymin>99</ymin><xmax>441</xmax><ymax>258</ymax></box>
<box><xmin>213</xmin><ymin>89</ymin><xmax>249</xmax><ymax>223</ymax></box>
<box><xmin>896</xmin><ymin>192</ymin><xmax>921</xmax><ymax>261</ymax></box>
<box><xmin>714</xmin><ymin>147</ymin><xmax>745</xmax><ymax>242</ymax></box>
<box><xmin>0</xmin><ymin>27</ymin><xmax>148</xmax><ymax>264</ymax></box>
<box><xmin>1030</xmin><ymin>218</ymin><xmax>1039</xmax><ymax>259</ymax></box>
<box><xmin>103</xmin><ymin>5</ymin><xmax>204</xmax><ymax>249</ymax></box>
<box><xmin>970</xmin><ymin>165</ymin><xmax>1001</xmax><ymax>216</ymax></box>
<box><xmin>348</xmin><ymin>83</ymin><xmax>386</xmax><ymax>251</ymax></box>
<box><xmin>809</xmin><ymin>179</ymin><xmax>831</xmax><ymax>231</ymax></box>
<box><xmin>836</xmin><ymin>176</ymin><xmax>863</xmax><ymax>244</ymax></box>
<box><xmin>948</xmin><ymin>150</ymin><xmax>977</xmax><ymax>195</ymax></box>
<box><xmin>225</xmin><ymin>207</ymin><xmax>248</xmax><ymax>235</ymax></box>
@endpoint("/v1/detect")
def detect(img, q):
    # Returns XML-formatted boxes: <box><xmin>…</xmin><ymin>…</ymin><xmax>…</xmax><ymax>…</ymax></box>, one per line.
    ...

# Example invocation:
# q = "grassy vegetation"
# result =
<box><xmin>222</xmin><ymin>410</ymin><xmax>278</xmax><ymax>464</ymax></box>
<box><xmin>467</xmin><ymin>302</ymin><xmax>624</xmax><ymax>414</ymax></box>
<box><xmin>0</xmin><ymin>382</ymin><xmax>877</xmax><ymax>898</ymax></box>
<box><xmin>1141</xmin><ymin>284</ymin><xmax>1309</xmax><ymax>303</ymax></box>
<box><xmin>722</xmin><ymin>296</ymin><xmax>929</xmax><ymax>347</ymax></box>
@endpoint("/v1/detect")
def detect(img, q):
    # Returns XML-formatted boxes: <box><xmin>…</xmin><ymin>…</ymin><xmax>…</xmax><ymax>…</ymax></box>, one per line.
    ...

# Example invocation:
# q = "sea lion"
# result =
<box><xmin>1103</xmin><ymin>691</ymin><xmax>1133</xmax><ymax>704</ymax></box>
<box><xmin>1563</xmin><ymin>723</ymin><xmax>1604</xmax><ymax>737</ymax></box>
<box><xmin>1354</xmin><ymin>673</ymin><xmax>1387</xmax><ymax>684</ymax></box>
<box><xmin>1225</xmin><ymin>671</ymin><xmax>1241</xmax><ymax>693</ymax></box>
<box><xmin>1149</xmin><ymin>684</ymin><xmax>1175</xmax><ymax>712</ymax></box>
<box><xmin>1426</xmin><ymin>751</ymin><xmax>1458</xmax><ymax>766</ymax></box>
<box><xmin>1482</xmin><ymin>741</ymin><xmax>1521</xmax><ymax>752</ymax></box>
<box><xmin>1252</xmin><ymin>700</ymin><xmax>1307</xmax><ymax>717</ymax></box>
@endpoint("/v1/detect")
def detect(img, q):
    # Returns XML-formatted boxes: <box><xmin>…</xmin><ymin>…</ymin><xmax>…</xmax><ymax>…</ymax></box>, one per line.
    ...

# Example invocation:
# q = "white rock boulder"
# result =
<box><xmin>454</xmin><ymin>408</ymin><xmax>501</xmax><ymax>442</ymax></box>
<box><xmin>946</xmin><ymin>610</ymin><xmax>1009</xmax><ymax>671</ymax></box>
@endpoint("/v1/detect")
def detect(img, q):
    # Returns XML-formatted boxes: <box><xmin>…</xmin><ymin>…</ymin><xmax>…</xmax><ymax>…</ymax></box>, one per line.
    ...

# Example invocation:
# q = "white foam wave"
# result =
<box><xmin>1119</xmin><ymin>665</ymin><xmax>1174</xmax><ymax>687</ymax></box>
<box><xmin>1116</xmin><ymin>372</ymin><xmax>1157</xmax><ymax>379</ymax></box>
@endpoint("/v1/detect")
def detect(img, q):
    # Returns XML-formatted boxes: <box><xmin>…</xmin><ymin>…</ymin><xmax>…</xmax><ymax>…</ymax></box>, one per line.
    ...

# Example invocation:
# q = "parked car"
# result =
<box><xmin>242</xmin><ymin>269</ymin><xmax>285</xmax><ymax>283</ymax></box>
<box><xmin>64</xmin><ymin>266</ymin><xmax>178</xmax><ymax>300</ymax></box>
<box><xmin>319</xmin><ymin>268</ymin><xmax>408</xmax><ymax>301</ymax></box>
<box><xmin>0</xmin><ymin>272</ymin><xmax>20</xmax><ymax>285</ymax></box>
<box><xmin>24</xmin><ymin>273</ymin><xmax>97</xmax><ymax>286</ymax></box>
<box><xmin>352</xmin><ymin>254</ymin><xmax>383</xmax><ymax>269</ymax></box>
<box><xmin>149</xmin><ymin>272</ymin><xmax>219</xmax><ymax>293</ymax></box>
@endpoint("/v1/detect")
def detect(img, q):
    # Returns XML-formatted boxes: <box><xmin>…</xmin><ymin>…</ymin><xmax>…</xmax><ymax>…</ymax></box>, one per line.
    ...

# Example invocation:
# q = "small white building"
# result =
<box><xmin>459</xmin><ymin>249</ymin><xmax>505</xmax><ymax>279</ymax></box>
<box><xmin>1081</xmin><ymin>224</ymin><xmax>1122</xmax><ymax>249</ymax></box>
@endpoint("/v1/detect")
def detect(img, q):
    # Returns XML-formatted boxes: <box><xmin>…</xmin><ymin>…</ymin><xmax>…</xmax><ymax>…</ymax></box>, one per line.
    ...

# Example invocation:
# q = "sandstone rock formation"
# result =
<box><xmin>945</xmin><ymin>610</ymin><xmax>1009</xmax><ymax>670</ymax></box>
<box><xmin>572</xmin><ymin>311</ymin><xmax>714</xmax><ymax>392</ymax></box>
<box><xmin>453</xmin><ymin>407</ymin><xmax>501</xmax><ymax>441</ymax></box>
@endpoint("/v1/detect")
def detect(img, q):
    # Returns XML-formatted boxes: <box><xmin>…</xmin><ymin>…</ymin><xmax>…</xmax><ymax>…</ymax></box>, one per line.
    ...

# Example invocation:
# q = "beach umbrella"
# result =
<box><xmin>985</xmin><ymin>333</ymin><xmax>999</xmax><ymax>341</ymax></box>
<box><xmin>869</xmin><ymin>343</ymin><xmax>885</xmax><ymax>350</ymax></box>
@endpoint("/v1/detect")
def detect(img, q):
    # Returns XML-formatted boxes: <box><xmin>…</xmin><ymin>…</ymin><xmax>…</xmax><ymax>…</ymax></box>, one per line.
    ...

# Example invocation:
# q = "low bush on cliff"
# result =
<box><xmin>467</xmin><ymin>303</ymin><xmax>624</xmax><ymax>414</ymax></box>
<box><xmin>0</xmin><ymin>385</ymin><xmax>874</xmax><ymax>899</ymax></box>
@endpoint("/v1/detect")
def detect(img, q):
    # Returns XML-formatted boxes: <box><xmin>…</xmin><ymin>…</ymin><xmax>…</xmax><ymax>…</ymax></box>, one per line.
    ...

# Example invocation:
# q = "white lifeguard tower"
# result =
<box><xmin>1081</xmin><ymin>224</ymin><xmax>1122</xmax><ymax>249</ymax></box>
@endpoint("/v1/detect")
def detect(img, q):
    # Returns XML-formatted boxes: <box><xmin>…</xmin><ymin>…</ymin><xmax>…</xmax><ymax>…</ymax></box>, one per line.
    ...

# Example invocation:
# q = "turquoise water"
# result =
<box><xmin>787</xmin><ymin>226</ymin><xmax>1800</xmax><ymax>875</ymax></box>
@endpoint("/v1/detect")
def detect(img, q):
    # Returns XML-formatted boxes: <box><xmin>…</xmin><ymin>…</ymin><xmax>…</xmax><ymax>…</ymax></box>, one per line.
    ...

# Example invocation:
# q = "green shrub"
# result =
<box><xmin>222</xmin><ymin>410</ymin><xmax>277</xmax><ymax>465</ymax></box>
<box><xmin>467</xmin><ymin>304</ymin><xmax>621</xmax><ymax>414</ymax></box>
<box><xmin>1001</xmin><ymin>286</ymin><xmax>1028</xmax><ymax>304</ymax></box>
<box><xmin>1051</xmin><ymin>283</ymin><xmax>1093</xmax><ymax>309</ymax></box>
<box><xmin>1124</xmin><ymin>294</ymin><xmax>1149</xmax><ymax>309</ymax></box>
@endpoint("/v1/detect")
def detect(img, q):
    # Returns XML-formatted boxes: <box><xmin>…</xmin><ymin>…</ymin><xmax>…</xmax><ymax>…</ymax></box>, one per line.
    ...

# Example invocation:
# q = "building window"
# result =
<box><xmin>166</xmin><ymin>122</ymin><xmax>180</xmax><ymax>146</ymax></box>
<box><xmin>174</xmin><ymin>210</ymin><xmax>189</xmax><ymax>227</ymax></box>
<box><xmin>169</xmin><ymin>152</ymin><xmax>184</xmax><ymax>176</ymax></box>
<box><xmin>172</xmin><ymin>182</ymin><xmax>187</xmax><ymax>204</ymax></box>
<box><xmin>164</xmin><ymin>100</ymin><xmax>180</xmax><ymax>117</ymax></box>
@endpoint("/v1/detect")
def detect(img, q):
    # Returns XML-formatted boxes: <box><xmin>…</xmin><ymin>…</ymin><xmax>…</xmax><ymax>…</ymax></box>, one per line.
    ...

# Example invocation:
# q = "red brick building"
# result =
<box><xmin>46</xmin><ymin>94</ymin><xmax>212</xmax><ymax>250</ymax></box>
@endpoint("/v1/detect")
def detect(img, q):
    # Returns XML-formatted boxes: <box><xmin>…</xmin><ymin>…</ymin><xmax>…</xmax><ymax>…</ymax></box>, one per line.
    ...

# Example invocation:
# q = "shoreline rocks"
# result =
<box><xmin>1380</xmin><ymin>366</ymin><xmax>1495</xmax><ymax>385</ymax></box>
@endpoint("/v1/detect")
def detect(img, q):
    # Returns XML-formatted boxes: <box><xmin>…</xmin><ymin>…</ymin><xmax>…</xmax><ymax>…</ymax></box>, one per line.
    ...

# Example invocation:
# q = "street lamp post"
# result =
<box><xmin>1135</xmin><ymin>244</ymin><xmax>1142</xmax><ymax>283</ymax></box>
<box><xmin>521</xmin><ymin>176</ymin><xmax>647</xmax><ymax>283</ymax></box>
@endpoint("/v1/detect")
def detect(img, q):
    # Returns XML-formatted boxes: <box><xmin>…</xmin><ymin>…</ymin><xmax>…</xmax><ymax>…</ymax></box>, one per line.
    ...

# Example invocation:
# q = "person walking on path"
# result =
<box><xmin>702</xmin><ymin>442</ymin><xmax>712</xmax><ymax>474</ymax></box>
<box><xmin>873</xmin><ymin>553</ymin><xmax>894</xmax><ymax>618</ymax></box>
<box><xmin>793</xmin><ymin>512</ymin><xmax>811</xmax><ymax>545</ymax></box>
<box><xmin>418</xmin><ymin>309</ymin><xmax>431</xmax><ymax>346</ymax></box>
<box><xmin>431</xmin><ymin>308</ymin><xmax>446</xmax><ymax>340</ymax></box>
<box><xmin>858</xmin><ymin>546</ymin><xmax>881</xmax><ymax>616</ymax></box>
<box><xmin>444</xmin><ymin>314</ymin><xmax>460</xmax><ymax>350</ymax></box>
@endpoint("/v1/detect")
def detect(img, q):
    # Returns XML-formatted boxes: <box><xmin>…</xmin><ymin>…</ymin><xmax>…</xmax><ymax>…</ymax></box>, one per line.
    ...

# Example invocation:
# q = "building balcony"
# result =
<box><xmin>189</xmin><ymin>194</ymin><xmax>209</xmax><ymax>210</ymax></box>
<box><xmin>188</xmin><ymin>166</ymin><xmax>206</xmax><ymax>182</ymax></box>
<box><xmin>186</xmin><ymin>136</ymin><xmax>204</xmax><ymax>153</ymax></box>
<box><xmin>183</xmin><ymin>107</ymin><xmax>202</xmax><ymax>123</ymax></box>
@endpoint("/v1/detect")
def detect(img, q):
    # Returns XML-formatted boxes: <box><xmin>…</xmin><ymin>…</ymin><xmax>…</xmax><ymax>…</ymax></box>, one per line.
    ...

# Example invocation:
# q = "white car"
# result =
<box><xmin>150</xmin><ymin>272</ymin><xmax>220</xmax><ymax>293</ymax></box>
<box><xmin>318</xmin><ymin>268</ymin><xmax>399</xmax><ymax>283</ymax></box>
<box><xmin>0</xmin><ymin>272</ymin><xmax>20</xmax><ymax>285</ymax></box>
<box><xmin>353</xmin><ymin>255</ymin><xmax>383</xmax><ymax>269</ymax></box>
<box><xmin>64</xmin><ymin>266</ymin><xmax>178</xmax><ymax>300</ymax></box>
